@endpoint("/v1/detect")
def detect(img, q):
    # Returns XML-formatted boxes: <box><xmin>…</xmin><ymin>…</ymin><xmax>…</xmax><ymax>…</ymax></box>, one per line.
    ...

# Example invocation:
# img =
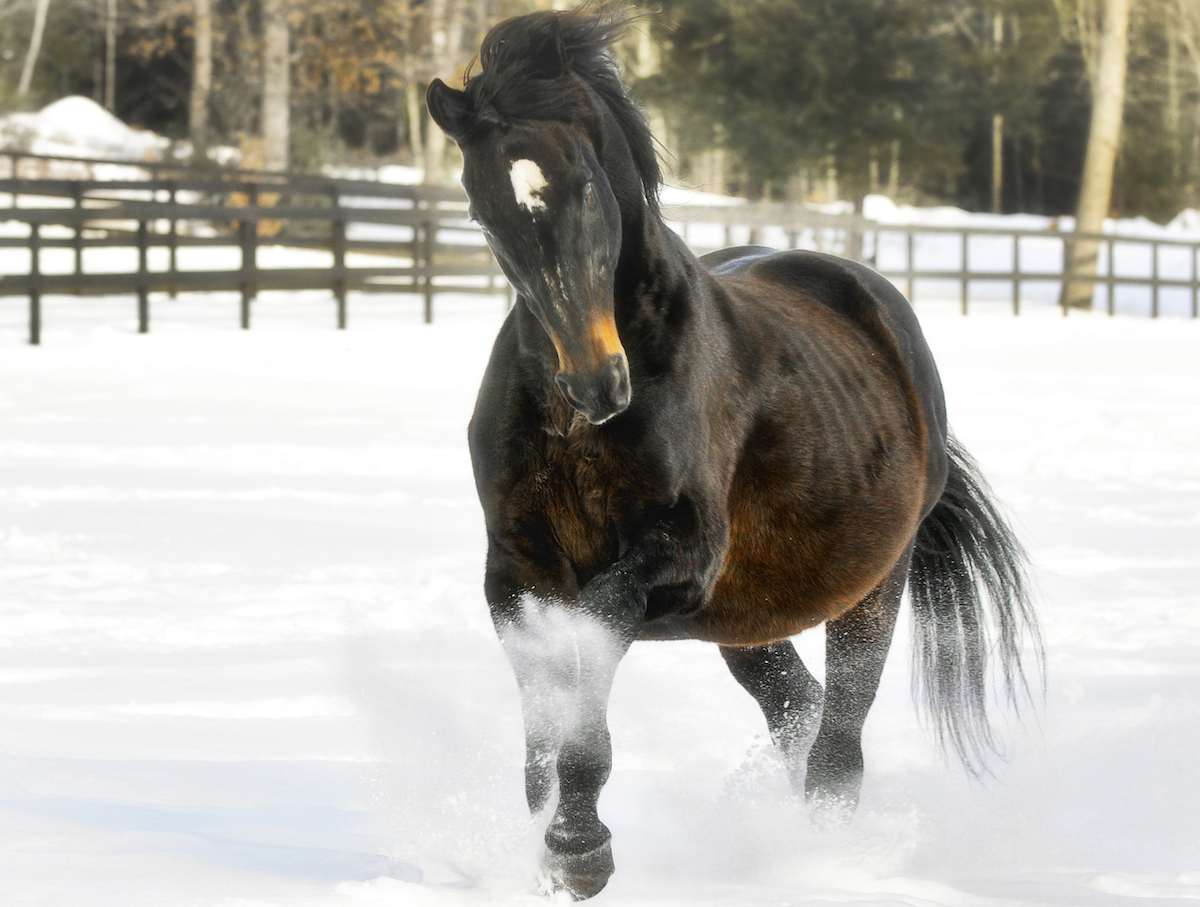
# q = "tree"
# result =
<box><xmin>289</xmin><ymin>0</ymin><xmax>417</xmax><ymax>162</ymax></box>
<box><xmin>260</xmin><ymin>0</ymin><xmax>287</xmax><ymax>170</ymax></box>
<box><xmin>1060</xmin><ymin>0</ymin><xmax>1132</xmax><ymax>309</ymax></box>
<box><xmin>190</xmin><ymin>0</ymin><xmax>212</xmax><ymax>151</ymax></box>
<box><xmin>16</xmin><ymin>0</ymin><xmax>50</xmax><ymax>97</ymax></box>
<box><xmin>412</xmin><ymin>0</ymin><xmax>473</xmax><ymax>184</ymax></box>
<box><xmin>642</xmin><ymin>0</ymin><xmax>999</xmax><ymax>203</ymax></box>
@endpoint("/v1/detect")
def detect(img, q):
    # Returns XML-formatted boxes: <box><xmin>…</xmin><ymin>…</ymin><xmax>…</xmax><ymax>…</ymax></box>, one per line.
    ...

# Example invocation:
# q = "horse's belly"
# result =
<box><xmin>686</xmin><ymin>467</ymin><xmax>924</xmax><ymax>647</ymax></box>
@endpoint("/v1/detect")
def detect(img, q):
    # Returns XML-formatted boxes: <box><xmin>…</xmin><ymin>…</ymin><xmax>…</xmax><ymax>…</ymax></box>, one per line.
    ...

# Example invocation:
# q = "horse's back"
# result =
<box><xmin>702</xmin><ymin>246</ymin><xmax>948</xmax><ymax>516</ymax></box>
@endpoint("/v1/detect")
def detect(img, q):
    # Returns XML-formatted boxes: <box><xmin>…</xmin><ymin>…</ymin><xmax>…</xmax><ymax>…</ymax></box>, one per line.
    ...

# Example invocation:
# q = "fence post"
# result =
<box><xmin>1151</xmin><ymin>241</ymin><xmax>1159</xmax><ymax>318</ymax></box>
<box><xmin>1106</xmin><ymin>239</ymin><xmax>1115</xmax><ymax>316</ymax></box>
<box><xmin>906</xmin><ymin>230</ymin><xmax>915</xmax><ymax>302</ymax></box>
<box><xmin>137</xmin><ymin>219</ymin><xmax>149</xmax><ymax>333</ymax></box>
<box><xmin>167</xmin><ymin>184</ymin><xmax>178</xmax><ymax>298</ymax></box>
<box><xmin>331</xmin><ymin>188</ymin><xmax>347</xmax><ymax>329</ymax></box>
<box><xmin>239</xmin><ymin>217</ymin><xmax>257</xmax><ymax>330</ymax></box>
<box><xmin>1194</xmin><ymin>244</ymin><xmax>1198</xmax><ymax>319</ymax></box>
<box><xmin>29</xmin><ymin>221</ymin><xmax>41</xmax><ymax>346</ymax></box>
<box><xmin>960</xmin><ymin>232</ymin><xmax>969</xmax><ymax>315</ymax></box>
<box><xmin>1060</xmin><ymin>235</ymin><xmax>1072</xmax><ymax>317</ymax></box>
<box><xmin>848</xmin><ymin>221</ymin><xmax>864</xmax><ymax>264</ymax></box>
<box><xmin>1012</xmin><ymin>234</ymin><xmax>1021</xmax><ymax>316</ymax></box>
<box><xmin>423</xmin><ymin>219</ymin><xmax>434</xmax><ymax>324</ymax></box>
<box><xmin>72</xmin><ymin>182</ymin><xmax>84</xmax><ymax>288</ymax></box>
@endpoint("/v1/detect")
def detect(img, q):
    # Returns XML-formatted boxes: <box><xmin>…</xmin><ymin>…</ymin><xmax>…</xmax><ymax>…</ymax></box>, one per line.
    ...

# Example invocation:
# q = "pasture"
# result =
<box><xmin>1</xmin><ymin>292</ymin><xmax>1197</xmax><ymax>906</ymax></box>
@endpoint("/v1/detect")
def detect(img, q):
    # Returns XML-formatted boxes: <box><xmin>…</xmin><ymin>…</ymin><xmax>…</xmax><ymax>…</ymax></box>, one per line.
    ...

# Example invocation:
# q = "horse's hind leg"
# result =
<box><xmin>720</xmin><ymin>641</ymin><xmax>824</xmax><ymax>792</ymax></box>
<box><xmin>806</xmin><ymin>546</ymin><xmax>910</xmax><ymax>817</ymax></box>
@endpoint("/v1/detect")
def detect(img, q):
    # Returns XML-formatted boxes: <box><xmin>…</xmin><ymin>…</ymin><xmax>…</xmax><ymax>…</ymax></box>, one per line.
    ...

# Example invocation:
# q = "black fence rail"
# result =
<box><xmin>1</xmin><ymin>160</ymin><xmax>509</xmax><ymax>343</ymax></box>
<box><xmin>5</xmin><ymin>153</ymin><xmax>1199</xmax><ymax>344</ymax></box>
<box><xmin>669</xmin><ymin>204</ymin><xmax>1200</xmax><ymax>318</ymax></box>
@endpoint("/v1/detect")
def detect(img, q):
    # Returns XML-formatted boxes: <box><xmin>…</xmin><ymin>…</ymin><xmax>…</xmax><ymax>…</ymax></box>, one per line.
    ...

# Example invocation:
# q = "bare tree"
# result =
<box><xmin>417</xmin><ymin>0</ymin><xmax>471</xmax><ymax>185</ymax></box>
<box><xmin>16</xmin><ymin>0</ymin><xmax>51</xmax><ymax>97</ymax></box>
<box><xmin>1060</xmin><ymin>0</ymin><xmax>1133</xmax><ymax>309</ymax></box>
<box><xmin>190</xmin><ymin>0</ymin><xmax>213</xmax><ymax>153</ymax></box>
<box><xmin>260</xmin><ymin>0</ymin><xmax>289</xmax><ymax>171</ymax></box>
<box><xmin>105</xmin><ymin>0</ymin><xmax>117</xmax><ymax>111</ymax></box>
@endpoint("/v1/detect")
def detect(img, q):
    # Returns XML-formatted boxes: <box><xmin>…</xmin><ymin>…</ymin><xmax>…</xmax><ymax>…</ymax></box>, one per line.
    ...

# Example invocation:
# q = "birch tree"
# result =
<box><xmin>416</xmin><ymin>0</ymin><xmax>468</xmax><ymax>185</ymax></box>
<box><xmin>1060</xmin><ymin>0</ymin><xmax>1133</xmax><ymax>309</ymax></box>
<box><xmin>16</xmin><ymin>0</ymin><xmax>51</xmax><ymax>96</ymax></box>
<box><xmin>189</xmin><ymin>0</ymin><xmax>212</xmax><ymax>152</ymax></box>
<box><xmin>260</xmin><ymin>0</ymin><xmax>289</xmax><ymax>171</ymax></box>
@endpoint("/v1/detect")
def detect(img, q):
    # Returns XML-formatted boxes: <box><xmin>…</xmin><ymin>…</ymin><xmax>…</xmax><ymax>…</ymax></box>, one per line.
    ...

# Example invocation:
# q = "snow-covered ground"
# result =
<box><xmin>2</xmin><ymin>93</ymin><xmax>1198</xmax><ymax>903</ymax></box>
<box><xmin>1</xmin><ymin>285</ymin><xmax>1198</xmax><ymax>906</ymax></box>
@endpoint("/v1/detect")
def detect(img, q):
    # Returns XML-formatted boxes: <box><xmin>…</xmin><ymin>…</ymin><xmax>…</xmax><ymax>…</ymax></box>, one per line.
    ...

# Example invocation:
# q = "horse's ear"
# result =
<box><xmin>427</xmin><ymin>79</ymin><xmax>475</xmax><ymax>141</ymax></box>
<box><xmin>529</xmin><ymin>15</ymin><xmax>569</xmax><ymax>79</ymax></box>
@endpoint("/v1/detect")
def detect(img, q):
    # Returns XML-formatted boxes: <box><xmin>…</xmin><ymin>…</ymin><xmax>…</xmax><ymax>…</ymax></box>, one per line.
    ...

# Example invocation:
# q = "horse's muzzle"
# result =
<box><xmin>555</xmin><ymin>354</ymin><xmax>631</xmax><ymax>425</ymax></box>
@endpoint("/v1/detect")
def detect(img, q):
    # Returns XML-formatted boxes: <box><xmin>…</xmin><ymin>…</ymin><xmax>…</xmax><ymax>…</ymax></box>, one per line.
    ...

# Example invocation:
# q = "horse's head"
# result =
<box><xmin>426</xmin><ymin>13</ymin><xmax>642</xmax><ymax>426</ymax></box>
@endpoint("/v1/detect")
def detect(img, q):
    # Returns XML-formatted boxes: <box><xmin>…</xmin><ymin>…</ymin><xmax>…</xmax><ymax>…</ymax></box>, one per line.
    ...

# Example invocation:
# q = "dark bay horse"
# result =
<box><xmin>428</xmin><ymin>8</ymin><xmax>1040</xmax><ymax>900</ymax></box>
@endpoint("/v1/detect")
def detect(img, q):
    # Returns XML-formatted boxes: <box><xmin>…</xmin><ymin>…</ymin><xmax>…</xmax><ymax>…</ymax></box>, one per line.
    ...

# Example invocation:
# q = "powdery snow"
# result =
<box><xmin>0</xmin><ymin>288</ymin><xmax>1197</xmax><ymax>906</ymax></box>
<box><xmin>0</xmin><ymin>96</ymin><xmax>169</xmax><ymax>163</ymax></box>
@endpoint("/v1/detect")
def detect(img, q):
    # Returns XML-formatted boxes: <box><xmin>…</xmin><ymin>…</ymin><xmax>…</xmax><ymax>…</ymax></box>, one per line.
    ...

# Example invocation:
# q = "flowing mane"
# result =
<box><xmin>461</xmin><ymin>7</ymin><xmax>662</xmax><ymax>212</ymax></box>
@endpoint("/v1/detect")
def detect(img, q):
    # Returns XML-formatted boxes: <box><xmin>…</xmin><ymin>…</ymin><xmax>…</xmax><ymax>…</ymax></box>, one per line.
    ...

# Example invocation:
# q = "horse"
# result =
<box><xmin>427</xmin><ymin>8</ymin><xmax>1040</xmax><ymax>900</ymax></box>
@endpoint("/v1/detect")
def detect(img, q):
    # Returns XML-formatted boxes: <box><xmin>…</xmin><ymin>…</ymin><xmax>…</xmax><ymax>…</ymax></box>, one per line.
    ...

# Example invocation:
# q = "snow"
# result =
<box><xmin>0</xmin><ymin>96</ymin><xmax>169</xmax><ymax>164</ymax></box>
<box><xmin>2</xmin><ymin>104</ymin><xmax>1199</xmax><ymax>904</ymax></box>
<box><xmin>1</xmin><ymin>282</ymin><xmax>1198</xmax><ymax>907</ymax></box>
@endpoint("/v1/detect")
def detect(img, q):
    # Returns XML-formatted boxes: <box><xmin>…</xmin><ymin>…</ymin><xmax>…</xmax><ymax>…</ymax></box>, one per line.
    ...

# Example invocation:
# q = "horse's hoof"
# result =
<box><xmin>537</xmin><ymin>841</ymin><xmax>614</xmax><ymax>901</ymax></box>
<box><xmin>807</xmin><ymin>789</ymin><xmax>858</xmax><ymax>828</ymax></box>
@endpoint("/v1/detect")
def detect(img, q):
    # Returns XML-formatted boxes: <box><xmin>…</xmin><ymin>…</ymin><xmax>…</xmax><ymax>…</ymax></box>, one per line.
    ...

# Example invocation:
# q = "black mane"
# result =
<box><xmin>463</xmin><ymin>7</ymin><xmax>661</xmax><ymax>212</ymax></box>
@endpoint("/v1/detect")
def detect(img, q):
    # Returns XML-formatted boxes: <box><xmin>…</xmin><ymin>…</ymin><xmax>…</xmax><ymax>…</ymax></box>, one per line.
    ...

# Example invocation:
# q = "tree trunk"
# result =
<box><xmin>406</xmin><ymin>81</ymin><xmax>426</xmax><ymax>173</ymax></box>
<box><xmin>261</xmin><ymin>0</ymin><xmax>290</xmax><ymax>172</ymax></box>
<box><xmin>190</xmin><ymin>0</ymin><xmax>213</xmax><ymax>154</ymax></box>
<box><xmin>105</xmin><ymin>0</ymin><xmax>117</xmax><ymax>111</ymax></box>
<box><xmin>1061</xmin><ymin>0</ymin><xmax>1132</xmax><ymax>311</ymax></box>
<box><xmin>992</xmin><ymin>113</ymin><xmax>1004</xmax><ymax>213</ymax></box>
<box><xmin>422</xmin><ymin>0</ymin><xmax>466</xmax><ymax>185</ymax></box>
<box><xmin>991</xmin><ymin>14</ymin><xmax>1004</xmax><ymax>214</ymax></box>
<box><xmin>17</xmin><ymin>0</ymin><xmax>52</xmax><ymax>98</ymax></box>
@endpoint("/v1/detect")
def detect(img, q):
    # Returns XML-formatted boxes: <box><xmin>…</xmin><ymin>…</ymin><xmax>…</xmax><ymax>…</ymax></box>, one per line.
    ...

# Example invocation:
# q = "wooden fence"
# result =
<box><xmin>1</xmin><ymin>153</ymin><xmax>507</xmax><ymax>344</ymax></box>
<box><xmin>671</xmin><ymin>205</ymin><xmax>1200</xmax><ymax>319</ymax></box>
<box><xmin>4</xmin><ymin>151</ymin><xmax>1199</xmax><ymax>344</ymax></box>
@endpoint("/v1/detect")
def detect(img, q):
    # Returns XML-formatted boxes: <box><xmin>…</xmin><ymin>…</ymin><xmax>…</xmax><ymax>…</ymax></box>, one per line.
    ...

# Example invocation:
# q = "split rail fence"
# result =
<box><xmin>1</xmin><ymin>151</ymin><xmax>508</xmax><ymax>344</ymax></box>
<box><xmin>3</xmin><ymin>151</ymin><xmax>1198</xmax><ymax>345</ymax></box>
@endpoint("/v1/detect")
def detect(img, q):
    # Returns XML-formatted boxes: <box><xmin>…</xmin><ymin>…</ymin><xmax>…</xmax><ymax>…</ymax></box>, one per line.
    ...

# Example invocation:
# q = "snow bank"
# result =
<box><xmin>0</xmin><ymin>96</ymin><xmax>168</xmax><ymax>162</ymax></box>
<box><xmin>864</xmin><ymin>193</ymin><xmax>1200</xmax><ymax>241</ymax></box>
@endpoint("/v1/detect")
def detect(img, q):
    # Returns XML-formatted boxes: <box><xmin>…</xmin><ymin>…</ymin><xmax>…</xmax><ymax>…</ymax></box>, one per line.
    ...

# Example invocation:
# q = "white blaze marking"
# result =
<box><xmin>510</xmin><ymin>159</ymin><xmax>549</xmax><ymax>212</ymax></box>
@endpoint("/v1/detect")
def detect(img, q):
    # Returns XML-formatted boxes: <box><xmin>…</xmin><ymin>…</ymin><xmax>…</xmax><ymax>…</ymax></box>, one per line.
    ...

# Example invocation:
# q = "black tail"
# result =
<box><xmin>908</xmin><ymin>436</ymin><xmax>1043</xmax><ymax>774</ymax></box>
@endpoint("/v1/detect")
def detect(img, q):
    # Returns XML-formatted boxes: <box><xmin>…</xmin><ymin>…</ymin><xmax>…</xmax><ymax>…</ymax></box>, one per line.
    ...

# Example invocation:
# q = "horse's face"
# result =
<box><xmin>428</xmin><ymin>85</ymin><xmax>630</xmax><ymax>425</ymax></box>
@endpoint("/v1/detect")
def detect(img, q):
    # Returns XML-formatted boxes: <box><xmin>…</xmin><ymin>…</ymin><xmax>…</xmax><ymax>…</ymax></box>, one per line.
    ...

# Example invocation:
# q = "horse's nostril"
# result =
<box><xmin>554</xmin><ymin>374</ymin><xmax>582</xmax><ymax>409</ymax></box>
<box><xmin>607</xmin><ymin>354</ymin><xmax>631</xmax><ymax>408</ymax></box>
<box><xmin>555</xmin><ymin>356</ymin><xmax>631</xmax><ymax>425</ymax></box>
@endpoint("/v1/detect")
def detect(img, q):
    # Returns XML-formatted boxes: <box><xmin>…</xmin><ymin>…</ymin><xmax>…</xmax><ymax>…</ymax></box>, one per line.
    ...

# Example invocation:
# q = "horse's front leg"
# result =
<box><xmin>495</xmin><ymin>566</ymin><xmax>645</xmax><ymax>900</ymax></box>
<box><xmin>489</xmin><ymin>535</ymin><xmax>699</xmax><ymax>900</ymax></box>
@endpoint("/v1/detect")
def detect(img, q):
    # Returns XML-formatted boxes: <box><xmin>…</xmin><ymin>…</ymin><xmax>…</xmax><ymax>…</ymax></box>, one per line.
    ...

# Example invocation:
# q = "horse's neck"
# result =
<box><xmin>615</xmin><ymin>205</ymin><xmax>711</xmax><ymax>339</ymax></box>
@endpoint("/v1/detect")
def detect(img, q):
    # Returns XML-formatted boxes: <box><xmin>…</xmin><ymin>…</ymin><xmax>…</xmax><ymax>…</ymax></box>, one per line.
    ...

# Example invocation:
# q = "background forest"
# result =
<box><xmin>1</xmin><ymin>0</ymin><xmax>1199</xmax><ymax>221</ymax></box>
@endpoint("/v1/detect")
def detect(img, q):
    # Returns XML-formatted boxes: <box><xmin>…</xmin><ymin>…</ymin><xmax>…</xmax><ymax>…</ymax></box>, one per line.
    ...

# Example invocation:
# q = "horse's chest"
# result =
<box><xmin>531</xmin><ymin>440</ymin><xmax>624</xmax><ymax>578</ymax></box>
